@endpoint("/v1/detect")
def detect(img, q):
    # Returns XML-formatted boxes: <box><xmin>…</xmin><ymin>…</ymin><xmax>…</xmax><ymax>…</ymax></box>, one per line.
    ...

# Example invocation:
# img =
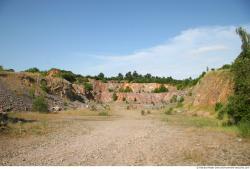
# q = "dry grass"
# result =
<box><xmin>3</xmin><ymin>108</ymin><xmax>112</xmax><ymax>137</ymax></box>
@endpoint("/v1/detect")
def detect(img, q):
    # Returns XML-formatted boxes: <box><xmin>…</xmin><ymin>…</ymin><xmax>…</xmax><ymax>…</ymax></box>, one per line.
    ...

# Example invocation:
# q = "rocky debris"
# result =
<box><xmin>0</xmin><ymin>79</ymin><xmax>32</xmax><ymax>112</ymax></box>
<box><xmin>51</xmin><ymin>106</ymin><xmax>62</xmax><ymax>112</ymax></box>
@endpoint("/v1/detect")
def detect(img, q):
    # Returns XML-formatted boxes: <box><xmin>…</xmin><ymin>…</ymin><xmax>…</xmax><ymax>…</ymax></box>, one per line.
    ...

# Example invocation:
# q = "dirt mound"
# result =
<box><xmin>192</xmin><ymin>70</ymin><xmax>234</xmax><ymax>106</ymax></box>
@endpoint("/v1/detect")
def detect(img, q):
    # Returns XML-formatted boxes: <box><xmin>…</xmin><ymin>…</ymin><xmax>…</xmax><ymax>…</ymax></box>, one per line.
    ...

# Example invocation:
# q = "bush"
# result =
<box><xmin>122</xmin><ymin>97</ymin><xmax>126</xmax><ymax>101</ymax></box>
<box><xmin>32</xmin><ymin>96</ymin><xmax>49</xmax><ymax>113</ymax></box>
<box><xmin>147</xmin><ymin>110</ymin><xmax>151</xmax><ymax>114</ymax></box>
<box><xmin>98</xmin><ymin>111</ymin><xmax>109</xmax><ymax>116</ymax></box>
<box><xmin>170</xmin><ymin>95</ymin><xmax>177</xmax><ymax>103</ymax></box>
<box><xmin>60</xmin><ymin>71</ymin><xmax>76</xmax><ymax>83</ymax></box>
<box><xmin>112</xmin><ymin>92</ymin><xmax>118</xmax><ymax>101</ymax></box>
<box><xmin>84</xmin><ymin>82</ymin><xmax>93</xmax><ymax>92</ymax></box>
<box><xmin>119</xmin><ymin>86</ymin><xmax>133</xmax><ymax>93</ymax></box>
<box><xmin>165</xmin><ymin>107</ymin><xmax>173</xmax><ymax>115</ymax></box>
<box><xmin>152</xmin><ymin>84</ymin><xmax>168</xmax><ymax>93</ymax></box>
<box><xmin>108</xmin><ymin>88</ymin><xmax>114</xmax><ymax>92</ymax></box>
<box><xmin>178</xmin><ymin>96</ymin><xmax>184</xmax><ymax>103</ymax></box>
<box><xmin>25</xmin><ymin>67</ymin><xmax>40</xmax><ymax>73</ymax></box>
<box><xmin>0</xmin><ymin>65</ymin><xmax>3</xmax><ymax>71</ymax></box>
<box><xmin>29</xmin><ymin>88</ymin><xmax>35</xmax><ymax>98</ymax></box>
<box><xmin>40</xmin><ymin>80</ymin><xmax>49</xmax><ymax>93</ymax></box>
<box><xmin>215</xmin><ymin>102</ymin><xmax>223</xmax><ymax>112</ymax></box>
<box><xmin>141</xmin><ymin>110</ymin><xmax>145</xmax><ymax>116</ymax></box>
<box><xmin>238</xmin><ymin>120</ymin><xmax>250</xmax><ymax>138</ymax></box>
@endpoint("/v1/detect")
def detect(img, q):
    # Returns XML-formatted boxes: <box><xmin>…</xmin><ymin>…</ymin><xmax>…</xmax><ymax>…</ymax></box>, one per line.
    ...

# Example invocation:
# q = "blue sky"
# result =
<box><xmin>0</xmin><ymin>0</ymin><xmax>249</xmax><ymax>79</ymax></box>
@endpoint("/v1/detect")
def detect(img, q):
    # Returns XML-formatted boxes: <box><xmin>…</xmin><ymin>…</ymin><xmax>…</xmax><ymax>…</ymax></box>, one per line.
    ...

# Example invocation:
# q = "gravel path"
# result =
<box><xmin>0</xmin><ymin>106</ymin><xmax>250</xmax><ymax>165</ymax></box>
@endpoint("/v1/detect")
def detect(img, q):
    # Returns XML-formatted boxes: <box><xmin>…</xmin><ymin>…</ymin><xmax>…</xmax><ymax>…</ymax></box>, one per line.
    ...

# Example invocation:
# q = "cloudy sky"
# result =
<box><xmin>0</xmin><ymin>0</ymin><xmax>249</xmax><ymax>79</ymax></box>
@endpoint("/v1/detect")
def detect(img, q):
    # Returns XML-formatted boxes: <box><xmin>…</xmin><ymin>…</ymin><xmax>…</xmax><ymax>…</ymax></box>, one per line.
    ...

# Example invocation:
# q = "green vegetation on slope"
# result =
<box><xmin>152</xmin><ymin>84</ymin><xmax>169</xmax><ymax>93</ymax></box>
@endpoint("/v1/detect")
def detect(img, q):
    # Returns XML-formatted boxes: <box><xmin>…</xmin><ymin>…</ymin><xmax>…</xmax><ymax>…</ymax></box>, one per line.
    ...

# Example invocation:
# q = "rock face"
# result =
<box><xmin>192</xmin><ymin>70</ymin><xmax>234</xmax><ymax>106</ymax></box>
<box><xmin>0</xmin><ymin>72</ymin><xmax>87</xmax><ymax>112</ymax></box>
<box><xmin>47</xmin><ymin>69</ymin><xmax>61</xmax><ymax>77</ymax></box>
<box><xmin>92</xmin><ymin>80</ymin><xmax>184</xmax><ymax>104</ymax></box>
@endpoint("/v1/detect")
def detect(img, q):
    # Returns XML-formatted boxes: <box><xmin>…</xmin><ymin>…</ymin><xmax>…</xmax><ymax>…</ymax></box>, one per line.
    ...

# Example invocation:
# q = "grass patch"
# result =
<box><xmin>162</xmin><ymin>113</ymin><xmax>240</xmax><ymax>136</ymax></box>
<box><xmin>238</xmin><ymin>121</ymin><xmax>250</xmax><ymax>138</ymax></box>
<box><xmin>164</xmin><ymin>107</ymin><xmax>173</xmax><ymax>115</ymax></box>
<box><xmin>98</xmin><ymin>111</ymin><xmax>109</xmax><ymax>116</ymax></box>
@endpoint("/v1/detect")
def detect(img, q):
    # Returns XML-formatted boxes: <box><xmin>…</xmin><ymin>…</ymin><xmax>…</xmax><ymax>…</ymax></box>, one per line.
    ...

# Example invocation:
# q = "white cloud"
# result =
<box><xmin>86</xmin><ymin>25</ymin><xmax>250</xmax><ymax>79</ymax></box>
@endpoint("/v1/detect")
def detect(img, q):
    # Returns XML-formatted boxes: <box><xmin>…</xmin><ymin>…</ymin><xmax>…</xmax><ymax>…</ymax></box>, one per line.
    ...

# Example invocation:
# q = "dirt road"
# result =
<box><xmin>0</xmin><ymin>105</ymin><xmax>250</xmax><ymax>165</ymax></box>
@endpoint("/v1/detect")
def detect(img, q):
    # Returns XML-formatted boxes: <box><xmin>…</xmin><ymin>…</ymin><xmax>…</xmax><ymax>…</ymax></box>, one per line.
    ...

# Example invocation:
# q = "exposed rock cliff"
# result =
<box><xmin>192</xmin><ymin>70</ymin><xmax>234</xmax><ymax>106</ymax></box>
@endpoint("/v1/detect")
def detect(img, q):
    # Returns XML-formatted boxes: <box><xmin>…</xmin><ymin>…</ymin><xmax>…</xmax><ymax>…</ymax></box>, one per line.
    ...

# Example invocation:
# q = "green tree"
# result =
<box><xmin>117</xmin><ymin>73</ymin><xmax>123</xmax><ymax>81</ymax></box>
<box><xmin>152</xmin><ymin>84</ymin><xmax>169</xmax><ymax>93</ymax></box>
<box><xmin>223</xmin><ymin>27</ymin><xmax>250</xmax><ymax>124</ymax></box>
<box><xmin>25</xmin><ymin>67</ymin><xmax>40</xmax><ymax>73</ymax></box>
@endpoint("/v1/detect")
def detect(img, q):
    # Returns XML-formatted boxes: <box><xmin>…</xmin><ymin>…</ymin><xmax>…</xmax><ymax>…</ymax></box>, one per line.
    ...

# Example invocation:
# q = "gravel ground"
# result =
<box><xmin>0</xmin><ymin>106</ymin><xmax>250</xmax><ymax>166</ymax></box>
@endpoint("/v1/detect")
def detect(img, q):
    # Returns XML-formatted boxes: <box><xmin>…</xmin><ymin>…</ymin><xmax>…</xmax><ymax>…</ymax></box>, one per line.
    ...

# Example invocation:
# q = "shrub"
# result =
<box><xmin>60</xmin><ymin>71</ymin><xmax>76</xmax><ymax>83</ymax></box>
<box><xmin>108</xmin><ymin>88</ymin><xmax>114</xmax><ymax>92</ymax></box>
<box><xmin>178</xmin><ymin>96</ymin><xmax>184</xmax><ymax>103</ymax></box>
<box><xmin>119</xmin><ymin>86</ymin><xmax>133</xmax><ymax>93</ymax></box>
<box><xmin>170</xmin><ymin>95</ymin><xmax>177</xmax><ymax>103</ymax></box>
<box><xmin>25</xmin><ymin>67</ymin><xmax>40</xmax><ymax>73</ymax></box>
<box><xmin>40</xmin><ymin>80</ymin><xmax>49</xmax><ymax>93</ymax></box>
<box><xmin>141</xmin><ymin>110</ymin><xmax>145</xmax><ymax>116</ymax></box>
<box><xmin>112</xmin><ymin>92</ymin><xmax>118</xmax><ymax>101</ymax></box>
<box><xmin>32</xmin><ymin>96</ymin><xmax>49</xmax><ymax>113</ymax></box>
<box><xmin>98</xmin><ymin>111</ymin><xmax>109</xmax><ymax>116</ymax></box>
<box><xmin>152</xmin><ymin>84</ymin><xmax>168</xmax><ymax>93</ymax></box>
<box><xmin>215</xmin><ymin>102</ymin><xmax>223</xmax><ymax>112</ymax></box>
<box><xmin>165</xmin><ymin>107</ymin><xmax>173</xmax><ymax>115</ymax></box>
<box><xmin>0</xmin><ymin>65</ymin><xmax>3</xmax><ymax>71</ymax></box>
<box><xmin>29</xmin><ymin>88</ymin><xmax>35</xmax><ymax>98</ymax></box>
<box><xmin>188</xmin><ymin>91</ymin><xmax>192</xmax><ymax>96</ymax></box>
<box><xmin>122</xmin><ymin>97</ymin><xmax>126</xmax><ymax>101</ymax></box>
<box><xmin>84</xmin><ymin>82</ymin><xmax>93</xmax><ymax>92</ymax></box>
<box><xmin>147</xmin><ymin>110</ymin><xmax>151</xmax><ymax>114</ymax></box>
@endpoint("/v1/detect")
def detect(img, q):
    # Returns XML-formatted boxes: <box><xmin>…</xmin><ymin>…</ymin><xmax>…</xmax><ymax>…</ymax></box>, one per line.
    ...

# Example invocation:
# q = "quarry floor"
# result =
<box><xmin>0</xmin><ymin>104</ymin><xmax>250</xmax><ymax>166</ymax></box>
